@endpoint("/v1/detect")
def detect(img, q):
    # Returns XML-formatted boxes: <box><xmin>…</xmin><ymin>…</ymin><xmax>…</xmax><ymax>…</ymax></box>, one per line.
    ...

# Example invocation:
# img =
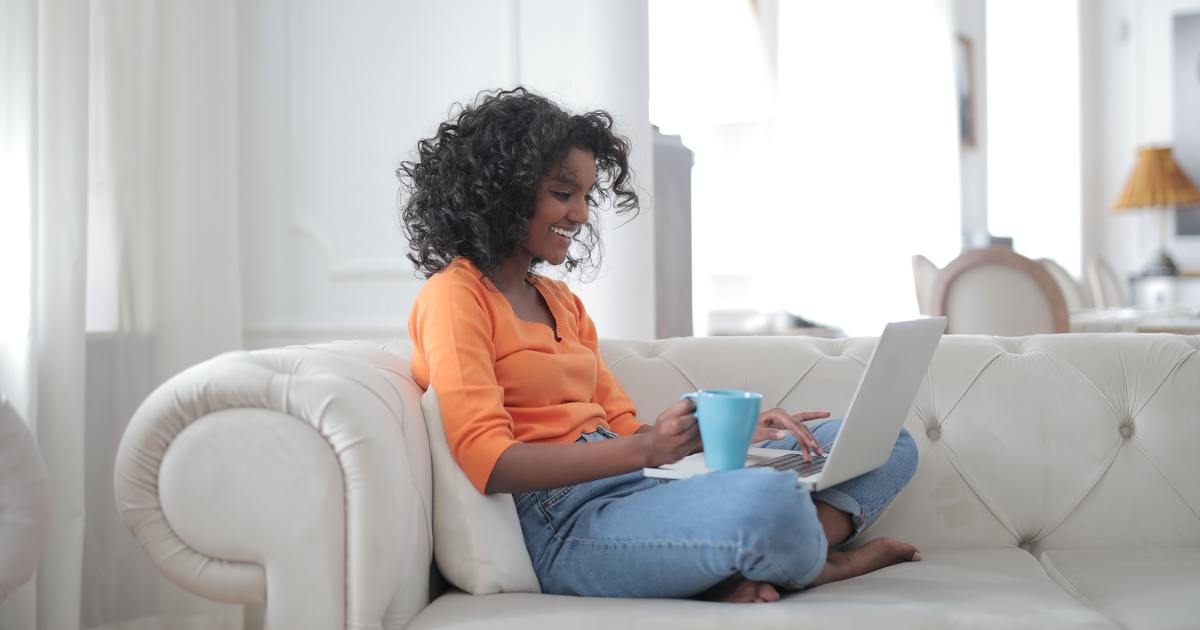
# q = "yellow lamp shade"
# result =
<box><xmin>1112</xmin><ymin>146</ymin><xmax>1200</xmax><ymax>211</ymax></box>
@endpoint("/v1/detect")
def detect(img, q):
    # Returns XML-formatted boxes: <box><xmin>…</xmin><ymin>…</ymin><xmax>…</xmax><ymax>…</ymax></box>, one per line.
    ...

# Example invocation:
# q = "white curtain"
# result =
<box><xmin>1</xmin><ymin>0</ymin><xmax>244</xmax><ymax>628</ymax></box>
<box><xmin>650</xmin><ymin>0</ymin><xmax>961</xmax><ymax>336</ymax></box>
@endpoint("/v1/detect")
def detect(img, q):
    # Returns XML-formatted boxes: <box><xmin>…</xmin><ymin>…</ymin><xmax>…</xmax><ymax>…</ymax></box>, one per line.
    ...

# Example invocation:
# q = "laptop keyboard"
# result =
<box><xmin>751</xmin><ymin>452</ymin><xmax>828</xmax><ymax>477</ymax></box>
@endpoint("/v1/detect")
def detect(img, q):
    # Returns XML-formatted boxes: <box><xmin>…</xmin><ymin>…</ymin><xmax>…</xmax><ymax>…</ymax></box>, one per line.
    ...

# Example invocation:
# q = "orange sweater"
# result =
<box><xmin>408</xmin><ymin>257</ymin><xmax>644</xmax><ymax>493</ymax></box>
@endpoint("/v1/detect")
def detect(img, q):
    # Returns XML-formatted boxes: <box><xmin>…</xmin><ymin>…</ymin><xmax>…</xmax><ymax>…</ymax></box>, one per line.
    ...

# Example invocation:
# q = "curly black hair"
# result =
<box><xmin>397</xmin><ymin>87</ymin><xmax>639</xmax><ymax>281</ymax></box>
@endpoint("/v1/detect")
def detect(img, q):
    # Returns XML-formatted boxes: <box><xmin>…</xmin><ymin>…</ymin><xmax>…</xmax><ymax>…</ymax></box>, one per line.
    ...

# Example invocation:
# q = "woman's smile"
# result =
<box><xmin>550</xmin><ymin>225</ymin><xmax>575</xmax><ymax>243</ymax></box>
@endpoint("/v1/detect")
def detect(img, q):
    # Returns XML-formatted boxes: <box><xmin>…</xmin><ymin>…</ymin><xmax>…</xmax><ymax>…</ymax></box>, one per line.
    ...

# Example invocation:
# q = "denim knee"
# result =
<box><xmin>703</xmin><ymin>468</ymin><xmax>828</xmax><ymax>587</ymax></box>
<box><xmin>892</xmin><ymin>426</ymin><xmax>919</xmax><ymax>486</ymax></box>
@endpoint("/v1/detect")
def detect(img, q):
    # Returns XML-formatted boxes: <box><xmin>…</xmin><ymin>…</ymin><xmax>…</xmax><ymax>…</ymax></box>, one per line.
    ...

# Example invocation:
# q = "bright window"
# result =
<box><xmin>652</xmin><ymin>0</ymin><xmax>962</xmax><ymax>336</ymax></box>
<box><xmin>986</xmin><ymin>0</ymin><xmax>1082</xmax><ymax>275</ymax></box>
<box><xmin>0</xmin><ymin>0</ymin><xmax>35</xmax><ymax>413</ymax></box>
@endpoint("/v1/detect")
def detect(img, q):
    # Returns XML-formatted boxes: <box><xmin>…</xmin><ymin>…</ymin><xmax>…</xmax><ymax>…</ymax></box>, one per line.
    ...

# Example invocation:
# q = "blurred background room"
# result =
<box><xmin>2</xmin><ymin>0</ymin><xmax>1200</xmax><ymax>628</ymax></box>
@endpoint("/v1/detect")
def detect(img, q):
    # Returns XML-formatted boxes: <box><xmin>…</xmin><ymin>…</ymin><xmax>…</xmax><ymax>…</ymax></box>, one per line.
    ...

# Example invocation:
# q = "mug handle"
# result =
<box><xmin>680</xmin><ymin>392</ymin><xmax>699</xmax><ymax>417</ymax></box>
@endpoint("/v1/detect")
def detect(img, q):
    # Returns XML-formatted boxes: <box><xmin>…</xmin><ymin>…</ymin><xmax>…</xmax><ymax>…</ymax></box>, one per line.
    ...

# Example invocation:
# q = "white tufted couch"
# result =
<box><xmin>114</xmin><ymin>334</ymin><xmax>1200</xmax><ymax>630</ymax></box>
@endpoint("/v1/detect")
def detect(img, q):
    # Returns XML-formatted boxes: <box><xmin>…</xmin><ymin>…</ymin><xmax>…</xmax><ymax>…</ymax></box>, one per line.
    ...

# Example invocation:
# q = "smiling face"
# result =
<box><xmin>521</xmin><ymin>147</ymin><xmax>597</xmax><ymax>266</ymax></box>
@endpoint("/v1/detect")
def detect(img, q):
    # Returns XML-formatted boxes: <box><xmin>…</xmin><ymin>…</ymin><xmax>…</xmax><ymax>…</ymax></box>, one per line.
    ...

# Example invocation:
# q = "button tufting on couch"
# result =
<box><xmin>115</xmin><ymin>333</ymin><xmax>1200</xmax><ymax>630</ymax></box>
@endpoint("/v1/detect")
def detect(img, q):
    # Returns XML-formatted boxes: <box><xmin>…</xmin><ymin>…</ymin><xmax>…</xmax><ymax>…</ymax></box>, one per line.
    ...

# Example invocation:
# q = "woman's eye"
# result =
<box><xmin>552</xmin><ymin>191</ymin><xmax>571</xmax><ymax>201</ymax></box>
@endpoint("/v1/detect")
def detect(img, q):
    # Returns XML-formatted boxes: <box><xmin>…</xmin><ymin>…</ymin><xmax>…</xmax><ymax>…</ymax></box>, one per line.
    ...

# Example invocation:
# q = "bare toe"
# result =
<box><xmin>809</xmin><ymin>537</ymin><xmax>922</xmax><ymax>587</ymax></box>
<box><xmin>702</xmin><ymin>577</ymin><xmax>779</xmax><ymax>603</ymax></box>
<box><xmin>756</xmin><ymin>582</ymin><xmax>781</xmax><ymax>602</ymax></box>
<box><xmin>876</xmin><ymin>537</ymin><xmax>921</xmax><ymax>562</ymax></box>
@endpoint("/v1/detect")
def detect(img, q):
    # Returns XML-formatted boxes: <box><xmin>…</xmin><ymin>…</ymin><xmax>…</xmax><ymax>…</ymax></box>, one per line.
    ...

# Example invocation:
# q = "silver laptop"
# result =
<box><xmin>643</xmin><ymin>317</ymin><xmax>946</xmax><ymax>490</ymax></box>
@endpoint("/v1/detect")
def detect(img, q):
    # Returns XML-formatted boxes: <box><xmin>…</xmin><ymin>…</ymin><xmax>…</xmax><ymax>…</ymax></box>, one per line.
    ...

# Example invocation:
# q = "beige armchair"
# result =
<box><xmin>1037</xmin><ymin>258</ymin><xmax>1092</xmax><ymax>311</ymax></box>
<box><xmin>1087</xmin><ymin>256</ymin><xmax>1127</xmax><ymax>309</ymax></box>
<box><xmin>910</xmin><ymin>255</ymin><xmax>940</xmax><ymax>316</ymax></box>
<box><xmin>931</xmin><ymin>247</ymin><xmax>1069</xmax><ymax>335</ymax></box>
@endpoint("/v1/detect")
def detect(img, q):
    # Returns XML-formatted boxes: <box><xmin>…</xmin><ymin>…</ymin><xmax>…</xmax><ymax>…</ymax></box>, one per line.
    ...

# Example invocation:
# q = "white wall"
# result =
<box><xmin>1081</xmin><ymin>0</ymin><xmax>1200</xmax><ymax>285</ymax></box>
<box><xmin>239</xmin><ymin>0</ymin><xmax>654</xmax><ymax>349</ymax></box>
<box><xmin>518</xmin><ymin>1</ymin><xmax>656</xmax><ymax>340</ymax></box>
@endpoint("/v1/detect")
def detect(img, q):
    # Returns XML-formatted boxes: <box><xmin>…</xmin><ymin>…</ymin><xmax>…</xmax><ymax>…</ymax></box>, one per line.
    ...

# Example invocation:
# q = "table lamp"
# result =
<box><xmin>1112</xmin><ymin>146</ymin><xmax>1200</xmax><ymax>276</ymax></box>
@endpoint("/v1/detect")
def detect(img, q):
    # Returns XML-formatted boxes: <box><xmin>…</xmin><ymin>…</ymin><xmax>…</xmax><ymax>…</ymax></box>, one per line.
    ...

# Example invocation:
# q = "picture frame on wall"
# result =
<box><xmin>956</xmin><ymin>34</ymin><xmax>976</xmax><ymax>148</ymax></box>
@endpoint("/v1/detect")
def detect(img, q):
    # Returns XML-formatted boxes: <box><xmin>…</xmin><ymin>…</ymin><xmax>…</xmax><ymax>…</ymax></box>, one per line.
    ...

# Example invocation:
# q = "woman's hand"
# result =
<box><xmin>637</xmin><ymin>399</ymin><xmax>703</xmax><ymax>467</ymax></box>
<box><xmin>753</xmin><ymin>408</ymin><xmax>831</xmax><ymax>461</ymax></box>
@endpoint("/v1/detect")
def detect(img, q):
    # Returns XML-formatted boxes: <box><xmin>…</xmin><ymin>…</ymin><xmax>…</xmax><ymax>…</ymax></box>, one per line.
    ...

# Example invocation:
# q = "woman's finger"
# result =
<box><xmin>759</xmin><ymin>414</ymin><xmax>790</xmax><ymax>441</ymax></box>
<box><xmin>805</xmin><ymin>431</ymin><xmax>824</xmax><ymax>457</ymax></box>
<box><xmin>791</xmin><ymin>410</ymin><xmax>831</xmax><ymax>422</ymax></box>
<box><xmin>795</xmin><ymin>423</ymin><xmax>824</xmax><ymax>457</ymax></box>
<box><xmin>764</xmin><ymin>410</ymin><xmax>820</xmax><ymax>455</ymax></box>
<box><xmin>752</xmin><ymin>428</ymin><xmax>788</xmax><ymax>442</ymax></box>
<box><xmin>674</xmin><ymin>423</ymin><xmax>700</xmax><ymax>450</ymax></box>
<box><xmin>777</xmin><ymin>415</ymin><xmax>818</xmax><ymax>461</ymax></box>
<box><xmin>682</xmin><ymin>425</ymin><xmax>703</xmax><ymax>454</ymax></box>
<box><xmin>753</xmin><ymin>412</ymin><xmax>789</xmax><ymax>441</ymax></box>
<box><xmin>760</xmin><ymin>409</ymin><xmax>793</xmax><ymax>429</ymax></box>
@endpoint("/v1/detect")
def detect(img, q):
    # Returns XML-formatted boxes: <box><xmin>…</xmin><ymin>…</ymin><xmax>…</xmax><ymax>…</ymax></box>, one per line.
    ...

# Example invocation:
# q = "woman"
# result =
<box><xmin>400</xmin><ymin>88</ymin><xmax>920</xmax><ymax>603</ymax></box>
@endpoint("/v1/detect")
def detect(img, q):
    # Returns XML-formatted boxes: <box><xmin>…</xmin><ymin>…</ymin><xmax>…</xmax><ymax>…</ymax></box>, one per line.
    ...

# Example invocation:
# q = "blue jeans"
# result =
<box><xmin>513</xmin><ymin>420</ymin><xmax>918</xmax><ymax>598</ymax></box>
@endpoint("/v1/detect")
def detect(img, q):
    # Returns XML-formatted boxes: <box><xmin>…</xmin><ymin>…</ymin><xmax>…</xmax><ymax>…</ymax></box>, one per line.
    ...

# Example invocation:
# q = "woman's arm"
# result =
<box><xmin>485</xmin><ymin>399</ymin><xmax>699</xmax><ymax>494</ymax></box>
<box><xmin>485</xmin><ymin>438</ymin><xmax>646</xmax><ymax>494</ymax></box>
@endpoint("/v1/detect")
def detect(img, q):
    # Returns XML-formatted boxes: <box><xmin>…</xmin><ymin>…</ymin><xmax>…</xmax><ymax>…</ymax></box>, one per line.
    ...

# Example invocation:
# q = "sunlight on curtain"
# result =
<box><xmin>2</xmin><ymin>1</ymin><xmax>245</xmax><ymax>627</ymax></box>
<box><xmin>80</xmin><ymin>2</ymin><xmax>245</xmax><ymax>628</ymax></box>
<box><xmin>651</xmin><ymin>0</ymin><xmax>961</xmax><ymax>336</ymax></box>
<box><xmin>0</xmin><ymin>0</ymin><xmax>35</xmax><ymax>422</ymax></box>
<box><xmin>987</xmin><ymin>0</ymin><xmax>1082</xmax><ymax>275</ymax></box>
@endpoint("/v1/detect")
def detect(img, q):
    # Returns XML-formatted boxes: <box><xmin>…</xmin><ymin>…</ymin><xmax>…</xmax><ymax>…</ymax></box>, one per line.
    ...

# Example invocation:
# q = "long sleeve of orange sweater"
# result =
<box><xmin>408</xmin><ymin>258</ymin><xmax>644</xmax><ymax>494</ymax></box>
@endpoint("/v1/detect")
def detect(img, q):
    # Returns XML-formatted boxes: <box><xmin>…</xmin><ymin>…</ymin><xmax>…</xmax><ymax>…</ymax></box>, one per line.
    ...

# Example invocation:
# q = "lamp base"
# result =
<box><xmin>1141</xmin><ymin>249</ymin><xmax>1179</xmax><ymax>277</ymax></box>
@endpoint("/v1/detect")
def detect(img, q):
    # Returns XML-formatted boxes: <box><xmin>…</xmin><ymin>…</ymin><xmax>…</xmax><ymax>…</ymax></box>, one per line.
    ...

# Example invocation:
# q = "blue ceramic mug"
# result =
<box><xmin>681</xmin><ymin>389</ymin><xmax>762</xmax><ymax>471</ymax></box>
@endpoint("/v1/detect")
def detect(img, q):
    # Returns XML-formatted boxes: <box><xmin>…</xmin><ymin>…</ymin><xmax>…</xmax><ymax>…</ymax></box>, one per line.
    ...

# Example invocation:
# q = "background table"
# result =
<box><xmin>1131</xmin><ymin>273</ymin><xmax>1200</xmax><ymax>311</ymax></box>
<box><xmin>1070</xmin><ymin>308</ymin><xmax>1200</xmax><ymax>334</ymax></box>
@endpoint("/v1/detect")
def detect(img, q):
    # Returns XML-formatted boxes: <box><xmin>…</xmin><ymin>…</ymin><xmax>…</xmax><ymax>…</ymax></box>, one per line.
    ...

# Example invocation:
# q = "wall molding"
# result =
<box><xmin>243</xmin><ymin>323</ymin><xmax>408</xmax><ymax>350</ymax></box>
<box><xmin>284</xmin><ymin>3</ymin><xmax>412</xmax><ymax>283</ymax></box>
<box><xmin>291</xmin><ymin>219</ymin><xmax>413</xmax><ymax>281</ymax></box>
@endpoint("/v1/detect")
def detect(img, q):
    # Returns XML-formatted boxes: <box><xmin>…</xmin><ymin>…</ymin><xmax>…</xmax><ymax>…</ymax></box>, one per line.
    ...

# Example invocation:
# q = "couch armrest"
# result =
<box><xmin>115</xmin><ymin>342</ymin><xmax>433</xmax><ymax>630</ymax></box>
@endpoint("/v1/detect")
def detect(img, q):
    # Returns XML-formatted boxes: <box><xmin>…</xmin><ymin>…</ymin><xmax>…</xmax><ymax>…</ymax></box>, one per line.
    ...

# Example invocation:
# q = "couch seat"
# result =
<box><xmin>410</xmin><ymin>549</ymin><xmax>1116</xmax><ymax>630</ymax></box>
<box><xmin>1041</xmin><ymin>547</ymin><xmax>1200</xmax><ymax>630</ymax></box>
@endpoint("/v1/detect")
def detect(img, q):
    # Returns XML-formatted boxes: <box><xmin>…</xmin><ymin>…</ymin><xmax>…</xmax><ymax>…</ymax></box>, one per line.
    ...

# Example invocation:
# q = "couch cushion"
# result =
<box><xmin>420</xmin><ymin>388</ymin><xmax>540</xmax><ymax>594</ymax></box>
<box><xmin>1041</xmin><ymin>548</ymin><xmax>1200</xmax><ymax>630</ymax></box>
<box><xmin>409</xmin><ymin>548</ymin><xmax>1116</xmax><ymax>630</ymax></box>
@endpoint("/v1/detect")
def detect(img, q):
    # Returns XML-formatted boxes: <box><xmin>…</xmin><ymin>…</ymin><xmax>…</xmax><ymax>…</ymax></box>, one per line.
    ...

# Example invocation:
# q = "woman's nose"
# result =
<box><xmin>568</xmin><ymin>199</ymin><xmax>589</xmax><ymax>223</ymax></box>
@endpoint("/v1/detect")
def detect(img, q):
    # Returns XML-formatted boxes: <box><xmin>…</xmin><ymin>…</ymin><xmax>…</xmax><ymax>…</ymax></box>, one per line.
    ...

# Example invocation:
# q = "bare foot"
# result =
<box><xmin>701</xmin><ymin>576</ymin><xmax>782</xmax><ymax>603</ymax></box>
<box><xmin>807</xmin><ymin>537</ymin><xmax>921</xmax><ymax>587</ymax></box>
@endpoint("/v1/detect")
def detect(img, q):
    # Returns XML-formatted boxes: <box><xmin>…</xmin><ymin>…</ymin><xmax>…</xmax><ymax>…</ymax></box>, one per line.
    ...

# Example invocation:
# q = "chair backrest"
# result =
<box><xmin>0</xmin><ymin>398</ymin><xmax>49</xmax><ymax>604</ymax></box>
<box><xmin>1037</xmin><ymin>258</ymin><xmax>1091</xmax><ymax>311</ymax></box>
<box><xmin>911</xmin><ymin>255</ymin><xmax>939</xmax><ymax>316</ymax></box>
<box><xmin>1087</xmin><ymin>256</ymin><xmax>1126</xmax><ymax>309</ymax></box>
<box><xmin>931</xmin><ymin>248</ymin><xmax>1070</xmax><ymax>335</ymax></box>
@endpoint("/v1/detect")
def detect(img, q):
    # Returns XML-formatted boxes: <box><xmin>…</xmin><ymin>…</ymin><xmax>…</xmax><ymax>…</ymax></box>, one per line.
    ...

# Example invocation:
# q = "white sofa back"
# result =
<box><xmin>589</xmin><ymin>334</ymin><xmax>1200</xmax><ymax>555</ymax></box>
<box><xmin>118</xmin><ymin>333</ymin><xmax>1199</xmax><ymax>630</ymax></box>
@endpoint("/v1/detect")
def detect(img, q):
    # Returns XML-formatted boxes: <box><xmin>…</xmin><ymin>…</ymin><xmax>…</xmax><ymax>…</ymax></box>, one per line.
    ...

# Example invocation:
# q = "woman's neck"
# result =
<box><xmin>492</xmin><ymin>255</ymin><xmax>535</xmax><ymax>292</ymax></box>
